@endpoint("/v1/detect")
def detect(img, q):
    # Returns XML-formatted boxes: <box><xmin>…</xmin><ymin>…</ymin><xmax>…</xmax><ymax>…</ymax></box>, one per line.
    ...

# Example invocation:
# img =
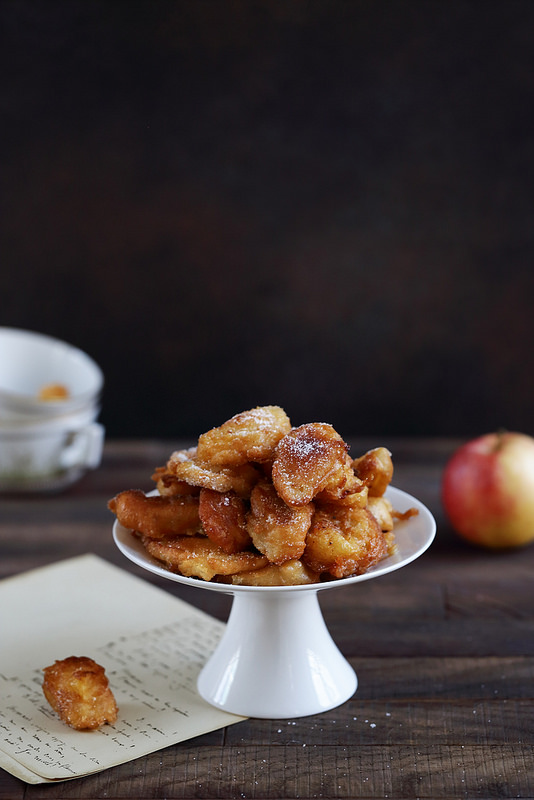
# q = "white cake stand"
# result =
<box><xmin>113</xmin><ymin>486</ymin><xmax>435</xmax><ymax>719</ymax></box>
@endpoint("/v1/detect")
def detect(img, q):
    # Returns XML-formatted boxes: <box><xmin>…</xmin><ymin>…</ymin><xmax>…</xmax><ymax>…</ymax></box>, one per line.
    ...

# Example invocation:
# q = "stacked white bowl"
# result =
<box><xmin>0</xmin><ymin>328</ymin><xmax>104</xmax><ymax>491</ymax></box>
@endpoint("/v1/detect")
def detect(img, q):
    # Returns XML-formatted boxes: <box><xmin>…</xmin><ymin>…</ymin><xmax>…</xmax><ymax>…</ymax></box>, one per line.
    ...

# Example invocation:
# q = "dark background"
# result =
<box><xmin>2</xmin><ymin>0</ymin><xmax>533</xmax><ymax>440</ymax></box>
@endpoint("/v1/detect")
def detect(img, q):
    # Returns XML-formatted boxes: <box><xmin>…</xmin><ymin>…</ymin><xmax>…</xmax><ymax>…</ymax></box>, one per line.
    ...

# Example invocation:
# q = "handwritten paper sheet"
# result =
<box><xmin>0</xmin><ymin>555</ymin><xmax>245</xmax><ymax>784</ymax></box>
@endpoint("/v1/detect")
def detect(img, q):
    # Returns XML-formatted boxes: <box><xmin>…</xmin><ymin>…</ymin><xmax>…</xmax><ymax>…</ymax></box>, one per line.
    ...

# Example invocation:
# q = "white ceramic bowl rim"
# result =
<box><xmin>0</xmin><ymin>405</ymin><xmax>101</xmax><ymax>435</ymax></box>
<box><xmin>113</xmin><ymin>486</ymin><xmax>436</xmax><ymax>595</ymax></box>
<box><xmin>0</xmin><ymin>327</ymin><xmax>103</xmax><ymax>414</ymax></box>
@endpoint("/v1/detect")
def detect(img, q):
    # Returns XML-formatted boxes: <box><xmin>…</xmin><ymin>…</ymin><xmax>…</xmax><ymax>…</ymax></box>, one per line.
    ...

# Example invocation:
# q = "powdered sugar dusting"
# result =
<box><xmin>170</xmin><ymin>447</ymin><xmax>197</xmax><ymax>463</ymax></box>
<box><xmin>285</xmin><ymin>433</ymin><xmax>326</xmax><ymax>460</ymax></box>
<box><xmin>241</xmin><ymin>406</ymin><xmax>284</xmax><ymax>430</ymax></box>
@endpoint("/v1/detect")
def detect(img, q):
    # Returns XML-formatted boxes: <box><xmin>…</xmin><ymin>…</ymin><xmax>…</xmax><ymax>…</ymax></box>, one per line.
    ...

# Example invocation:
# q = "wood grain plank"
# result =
<box><xmin>445</xmin><ymin>578</ymin><xmax>534</xmax><ymax>619</ymax></box>
<box><xmin>320</xmin><ymin>577</ymin><xmax>446</xmax><ymax>621</ymax></box>
<box><xmin>0</xmin><ymin>772</ymin><xmax>25</xmax><ymax>800</ymax></box>
<box><xmin>330</xmin><ymin>617</ymin><xmax>534</xmax><ymax>657</ymax></box>
<box><xmin>350</xmin><ymin>656</ymin><xmax>534</xmax><ymax>700</ymax></box>
<box><xmin>227</xmin><ymin>697</ymin><xmax>534</xmax><ymax>746</ymax></box>
<box><xmin>22</xmin><ymin>744</ymin><xmax>534</xmax><ymax>799</ymax></box>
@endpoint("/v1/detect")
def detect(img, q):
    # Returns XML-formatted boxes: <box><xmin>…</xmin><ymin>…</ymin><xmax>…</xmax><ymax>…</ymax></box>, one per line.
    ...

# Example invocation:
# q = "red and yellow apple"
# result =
<box><xmin>442</xmin><ymin>432</ymin><xmax>534</xmax><ymax>549</ymax></box>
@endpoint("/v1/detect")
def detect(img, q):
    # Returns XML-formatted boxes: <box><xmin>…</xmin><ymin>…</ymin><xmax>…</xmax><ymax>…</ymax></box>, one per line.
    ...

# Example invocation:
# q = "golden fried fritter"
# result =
<box><xmin>352</xmin><ymin>447</ymin><xmax>394</xmax><ymax>497</ymax></box>
<box><xmin>230</xmin><ymin>559</ymin><xmax>319</xmax><ymax>586</ymax></box>
<box><xmin>108</xmin><ymin>489</ymin><xmax>200</xmax><ymax>538</ymax></box>
<box><xmin>142</xmin><ymin>535</ymin><xmax>269</xmax><ymax>581</ymax></box>
<box><xmin>316</xmin><ymin>482</ymin><xmax>369</xmax><ymax>508</ymax></box>
<box><xmin>151</xmin><ymin>465</ymin><xmax>201</xmax><ymax>497</ymax></box>
<box><xmin>272</xmin><ymin>423</ymin><xmax>354</xmax><ymax>507</ymax></box>
<box><xmin>166</xmin><ymin>446</ymin><xmax>197</xmax><ymax>462</ymax></box>
<box><xmin>168</xmin><ymin>447</ymin><xmax>260</xmax><ymax>496</ymax></box>
<box><xmin>392</xmin><ymin>506</ymin><xmax>419</xmax><ymax>521</ymax></box>
<box><xmin>198</xmin><ymin>488</ymin><xmax>252</xmax><ymax>554</ymax></box>
<box><xmin>367</xmin><ymin>495</ymin><xmax>394</xmax><ymax>532</ymax></box>
<box><xmin>196</xmin><ymin>405</ymin><xmax>292</xmax><ymax>466</ymax></box>
<box><xmin>42</xmin><ymin>656</ymin><xmax>118</xmax><ymax>731</ymax></box>
<box><xmin>303</xmin><ymin>505</ymin><xmax>387</xmax><ymax>579</ymax></box>
<box><xmin>314</xmin><ymin>452</ymin><xmax>366</xmax><ymax>505</ymax></box>
<box><xmin>247</xmin><ymin>479</ymin><xmax>314</xmax><ymax>565</ymax></box>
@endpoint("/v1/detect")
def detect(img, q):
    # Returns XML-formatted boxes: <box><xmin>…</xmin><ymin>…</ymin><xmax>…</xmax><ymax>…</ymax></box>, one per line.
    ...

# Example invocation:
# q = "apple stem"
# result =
<box><xmin>494</xmin><ymin>429</ymin><xmax>508</xmax><ymax>452</ymax></box>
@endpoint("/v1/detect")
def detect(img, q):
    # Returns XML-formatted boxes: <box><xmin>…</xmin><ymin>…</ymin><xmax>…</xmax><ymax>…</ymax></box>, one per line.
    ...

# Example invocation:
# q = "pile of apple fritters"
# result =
<box><xmin>109</xmin><ymin>406</ymin><xmax>414</xmax><ymax>586</ymax></box>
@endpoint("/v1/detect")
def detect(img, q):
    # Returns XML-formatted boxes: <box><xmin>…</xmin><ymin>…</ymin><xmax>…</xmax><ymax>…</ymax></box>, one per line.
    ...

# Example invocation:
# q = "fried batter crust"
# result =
<box><xmin>230</xmin><ymin>559</ymin><xmax>319</xmax><ymax>586</ymax></box>
<box><xmin>352</xmin><ymin>447</ymin><xmax>394</xmax><ymax>497</ymax></box>
<box><xmin>199</xmin><ymin>488</ymin><xmax>252</xmax><ymax>553</ymax></box>
<box><xmin>151</xmin><ymin>466</ymin><xmax>201</xmax><ymax>497</ymax></box>
<box><xmin>142</xmin><ymin>535</ymin><xmax>269</xmax><ymax>581</ymax></box>
<box><xmin>168</xmin><ymin>448</ymin><xmax>260</xmax><ymax>496</ymax></box>
<box><xmin>196</xmin><ymin>405</ymin><xmax>292</xmax><ymax>466</ymax></box>
<box><xmin>108</xmin><ymin>489</ymin><xmax>200</xmax><ymax>538</ymax></box>
<box><xmin>272</xmin><ymin>423</ymin><xmax>353</xmax><ymax>507</ymax></box>
<box><xmin>367</xmin><ymin>496</ymin><xmax>395</xmax><ymax>532</ymax></box>
<box><xmin>42</xmin><ymin>656</ymin><xmax>118</xmax><ymax>731</ymax></box>
<box><xmin>247</xmin><ymin>479</ymin><xmax>314</xmax><ymax>565</ymax></box>
<box><xmin>316</xmin><ymin>482</ymin><xmax>369</xmax><ymax>508</ymax></box>
<box><xmin>303</xmin><ymin>505</ymin><xmax>387</xmax><ymax>579</ymax></box>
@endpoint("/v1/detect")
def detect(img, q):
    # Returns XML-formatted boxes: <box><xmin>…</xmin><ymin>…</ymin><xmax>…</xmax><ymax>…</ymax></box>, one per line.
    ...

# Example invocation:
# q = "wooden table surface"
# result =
<box><xmin>1</xmin><ymin>437</ymin><xmax>534</xmax><ymax>800</ymax></box>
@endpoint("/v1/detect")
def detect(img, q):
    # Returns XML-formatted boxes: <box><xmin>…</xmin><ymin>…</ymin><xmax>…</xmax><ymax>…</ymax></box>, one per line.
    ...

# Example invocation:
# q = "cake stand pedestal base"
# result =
<box><xmin>197</xmin><ymin>589</ymin><xmax>357</xmax><ymax>719</ymax></box>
